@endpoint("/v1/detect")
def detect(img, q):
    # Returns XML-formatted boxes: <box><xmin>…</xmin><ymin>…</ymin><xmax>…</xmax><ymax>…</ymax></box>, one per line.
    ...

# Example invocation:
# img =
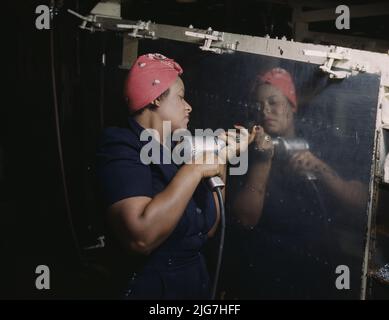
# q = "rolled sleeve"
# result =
<box><xmin>96</xmin><ymin>127</ymin><xmax>153</xmax><ymax>206</ymax></box>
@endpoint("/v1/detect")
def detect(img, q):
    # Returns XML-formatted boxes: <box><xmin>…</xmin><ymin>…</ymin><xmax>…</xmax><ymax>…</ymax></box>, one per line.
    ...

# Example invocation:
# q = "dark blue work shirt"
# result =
<box><xmin>96</xmin><ymin>117</ymin><xmax>217</xmax><ymax>299</ymax></box>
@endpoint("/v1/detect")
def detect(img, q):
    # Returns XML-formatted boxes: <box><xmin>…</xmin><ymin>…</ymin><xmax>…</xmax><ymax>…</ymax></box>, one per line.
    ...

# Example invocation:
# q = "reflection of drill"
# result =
<box><xmin>272</xmin><ymin>137</ymin><xmax>317</xmax><ymax>180</ymax></box>
<box><xmin>245</xmin><ymin>122</ymin><xmax>316</xmax><ymax>180</ymax></box>
<box><xmin>272</xmin><ymin>137</ymin><xmax>309</xmax><ymax>159</ymax></box>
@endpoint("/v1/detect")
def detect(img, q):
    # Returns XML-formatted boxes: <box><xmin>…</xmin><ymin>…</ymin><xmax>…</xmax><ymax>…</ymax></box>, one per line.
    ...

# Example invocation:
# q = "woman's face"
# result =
<box><xmin>156</xmin><ymin>77</ymin><xmax>192</xmax><ymax>131</ymax></box>
<box><xmin>252</xmin><ymin>84</ymin><xmax>295</xmax><ymax>137</ymax></box>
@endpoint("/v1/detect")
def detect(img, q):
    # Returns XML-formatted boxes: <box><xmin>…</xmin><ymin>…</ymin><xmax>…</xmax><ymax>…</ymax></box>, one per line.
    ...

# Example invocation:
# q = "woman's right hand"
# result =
<box><xmin>192</xmin><ymin>151</ymin><xmax>225</xmax><ymax>179</ymax></box>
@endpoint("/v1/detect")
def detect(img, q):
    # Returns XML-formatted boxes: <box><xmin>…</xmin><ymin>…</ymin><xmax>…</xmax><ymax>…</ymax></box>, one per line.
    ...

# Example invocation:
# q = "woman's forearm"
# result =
<box><xmin>289</xmin><ymin>151</ymin><xmax>368</xmax><ymax>214</ymax></box>
<box><xmin>317</xmin><ymin>164</ymin><xmax>368</xmax><ymax>213</ymax></box>
<box><xmin>233</xmin><ymin>160</ymin><xmax>272</xmax><ymax>227</ymax></box>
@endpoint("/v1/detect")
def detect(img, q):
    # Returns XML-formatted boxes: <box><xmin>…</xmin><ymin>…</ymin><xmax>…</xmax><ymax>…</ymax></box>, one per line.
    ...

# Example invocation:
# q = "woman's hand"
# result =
<box><xmin>217</xmin><ymin>125</ymin><xmax>257</xmax><ymax>163</ymax></box>
<box><xmin>252</xmin><ymin>125</ymin><xmax>274</xmax><ymax>161</ymax></box>
<box><xmin>192</xmin><ymin>151</ymin><xmax>225</xmax><ymax>179</ymax></box>
<box><xmin>289</xmin><ymin>150</ymin><xmax>325</xmax><ymax>177</ymax></box>
<box><xmin>289</xmin><ymin>150</ymin><xmax>368</xmax><ymax>213</ymax></box>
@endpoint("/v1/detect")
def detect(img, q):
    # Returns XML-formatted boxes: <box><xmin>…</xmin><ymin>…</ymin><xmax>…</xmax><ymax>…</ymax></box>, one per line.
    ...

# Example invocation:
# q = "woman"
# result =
<box><xmin>96</xmin><ymin>53</ymin><xmax>253</xmax><ymax>299</ymax></box>
<box><xmin>227</xmin><ymin>67</ymin><xmax>368</xmax><ymax>299</ymax></box>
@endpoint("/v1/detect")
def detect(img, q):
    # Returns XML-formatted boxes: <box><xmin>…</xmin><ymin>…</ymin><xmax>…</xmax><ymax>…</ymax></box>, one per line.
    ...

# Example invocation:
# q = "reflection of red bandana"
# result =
<box><xmin>257</xmin><ymin>68</ymin><xmax>297</xmax><ymax>111</ymax></box>
<box><xmin>124</xmin><ymin>53</ymin><xmax>183</xmax><ymax>113</ymax></box>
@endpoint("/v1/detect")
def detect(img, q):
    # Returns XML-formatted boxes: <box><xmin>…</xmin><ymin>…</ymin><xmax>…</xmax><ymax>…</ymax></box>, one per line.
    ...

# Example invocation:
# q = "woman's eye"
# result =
<box><xmin>268</xmin><ymin>98</ymin><xmax>277</xmax><ymax>105</ymax></box>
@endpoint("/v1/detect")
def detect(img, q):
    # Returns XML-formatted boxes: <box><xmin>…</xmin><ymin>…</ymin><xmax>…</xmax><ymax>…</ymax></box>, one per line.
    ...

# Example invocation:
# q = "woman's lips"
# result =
<box><xmin>264</xmin><ymin>118</ymin><xmax>276</xmax><ymax>125</ymax></box>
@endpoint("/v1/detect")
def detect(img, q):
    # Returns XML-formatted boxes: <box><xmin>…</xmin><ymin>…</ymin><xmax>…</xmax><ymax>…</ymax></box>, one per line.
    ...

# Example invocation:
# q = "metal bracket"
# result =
<box><xmin>68</xmin><ymin>9</ymin><xmax>103</xmax><ymax>33</ymax></box>
<box><xmin>303</xmin><ymin>47</ymin><xmax>352</xmax><ymax>79</ymax></box>
<box><xmin>83</xmin><ymin>236</ymin><xmax>106</xmax><ymax>250</ymax></box>
<box><xmin>185</xmin><ymin>26</ymin><xmax>237</xmax><ymax>54</ymax></box>
<box><xmin>68</xmin><ymin>9</ymin><xmax>155</xmax><ymax>38</ymax></box>
<box><xmin>116</xmin><ymin>20</ymin><xmax>156</xmax><ymax>39</ymax></box>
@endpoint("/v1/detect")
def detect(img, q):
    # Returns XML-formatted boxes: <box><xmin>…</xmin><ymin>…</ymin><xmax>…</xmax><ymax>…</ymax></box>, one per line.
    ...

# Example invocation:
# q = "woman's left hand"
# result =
<box><xmin>217</xmin><ymin>125</ymin><xmax>256</xmax><ymax>163</ymax></box>
<box><xmin>289</xmin><ymin>150</ymin><xmax>325</xmax><ymax>177</ymax></box>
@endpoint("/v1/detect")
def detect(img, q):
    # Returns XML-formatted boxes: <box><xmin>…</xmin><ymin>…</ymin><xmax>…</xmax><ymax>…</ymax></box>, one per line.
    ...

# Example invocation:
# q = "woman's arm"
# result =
<box><xmin>109</xmin><ymin>162</ymin><xmax>221</xmax><ymax>255</ymax></box>
<box><xmin>233</xmin><ymin>159</ymin><xmax>272</xmax><ymax>227</ymax></box>
<box><xmin>289</xmin><ymin>151</ymin><xmax>368</xmax><ymax>213</ymax></box>
<box><xmin>231</xmin><ymin>126</ymin><xmax>274</xmax><ymax>228</ymax></box>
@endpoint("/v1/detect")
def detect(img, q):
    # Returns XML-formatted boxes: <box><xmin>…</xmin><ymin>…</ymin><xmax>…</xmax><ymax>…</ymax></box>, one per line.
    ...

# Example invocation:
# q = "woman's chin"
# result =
<box><xmin>264</xmin><ymin>125</ymin><xmax>278</xmax><ymax>136</ymax></box>
<box><xmin>172</xmin><ymin>124</ymin><xmax>188</xmax><ymax>132</ymax></box>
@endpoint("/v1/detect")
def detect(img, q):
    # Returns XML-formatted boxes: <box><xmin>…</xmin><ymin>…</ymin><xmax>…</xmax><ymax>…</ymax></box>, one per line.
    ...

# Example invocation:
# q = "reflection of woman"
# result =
<box><xmin>96</xmin><ymin>53</ymin><xmax>250</xmax><ymax>299</ymax></box>
<box><xmin>228</xmin><ymin>68</ymin><xmax>368</xmax><ymax>299</ymax></box>
<box><xmin>235</xmin><ymin>68</ymin><xmax>367</xmax><ymax>227</ymax></box>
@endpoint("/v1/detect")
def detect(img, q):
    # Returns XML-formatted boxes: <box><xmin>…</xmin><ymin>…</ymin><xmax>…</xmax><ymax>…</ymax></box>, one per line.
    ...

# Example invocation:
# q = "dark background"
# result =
<box><xmin>2</xmin><ymin>0</ymin><xmax>388</xmax><ymax>299</ymax></box>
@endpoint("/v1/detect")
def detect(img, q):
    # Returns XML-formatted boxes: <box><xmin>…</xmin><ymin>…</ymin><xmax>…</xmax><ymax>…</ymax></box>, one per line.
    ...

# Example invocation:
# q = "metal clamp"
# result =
<box><xmin>68</xmin><ymin>9</ymin><xmax>155</xmax><ymax>38</ymax></box>
<box><xmin>116</xmin><ymin>20</ymin><xmax>156</xmax><ymax>39</ymax></box>
<box><xmin>303</xmin><ymin>47</ymin><xmax>351</xmax><ymax>79</ymax></box>
<box><xmin>83</xmin><ymin>236</ymin><xmax>106</xmax><ymax>250</ymax></box>
<box><xmin>185</xmin><ymin>26</ymin><xmax>237</xmax><ymax>54</ymax></box>
<box><xmin>67</xmin><ymin>9</ymin><xmax>103</xmax><ymax>33</ymax></box>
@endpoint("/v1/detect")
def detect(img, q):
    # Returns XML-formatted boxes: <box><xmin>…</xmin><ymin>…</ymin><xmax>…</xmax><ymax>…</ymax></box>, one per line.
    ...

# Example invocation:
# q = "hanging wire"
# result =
<box><xmin>50</xmin><ymin>1</ymin><xmax>84</xmax><ymax>265</ymax></box>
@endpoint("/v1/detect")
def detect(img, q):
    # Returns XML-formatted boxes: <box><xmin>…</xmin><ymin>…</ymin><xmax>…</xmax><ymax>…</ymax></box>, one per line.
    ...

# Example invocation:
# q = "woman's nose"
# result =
<box><xmin>185</xmin><ymin>100</ymin><xmax>192</xmax><ymax>113</ymax></box>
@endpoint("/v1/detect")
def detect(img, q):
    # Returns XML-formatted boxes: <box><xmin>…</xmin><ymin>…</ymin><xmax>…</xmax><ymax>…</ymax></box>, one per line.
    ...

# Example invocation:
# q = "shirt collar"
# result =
<box><xmin>128</xmin><ymin>116</ymin><xmax>145</xmax><ymax>138</ymax></box>
<box><xmin>127</xmin><ymin>116</ymin><xmax>178</xmax><ymax>151</ymax></box>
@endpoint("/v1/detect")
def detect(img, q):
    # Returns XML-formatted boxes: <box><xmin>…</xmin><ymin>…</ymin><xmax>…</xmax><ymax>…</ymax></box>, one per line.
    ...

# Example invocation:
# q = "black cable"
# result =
<box><xmin>50</xmin><ymin>9</ymin><xmax>83</xmax><ymax>265</ymax></box>
<box><xmin>211</xmin><ymin>186</ymin><xmax>225</xmax><ymax>300</ymax></box>
<box><xmin>99</xmin><ymin>33</ymin><xmax>106</xmax><ymax>130</ymax></box>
